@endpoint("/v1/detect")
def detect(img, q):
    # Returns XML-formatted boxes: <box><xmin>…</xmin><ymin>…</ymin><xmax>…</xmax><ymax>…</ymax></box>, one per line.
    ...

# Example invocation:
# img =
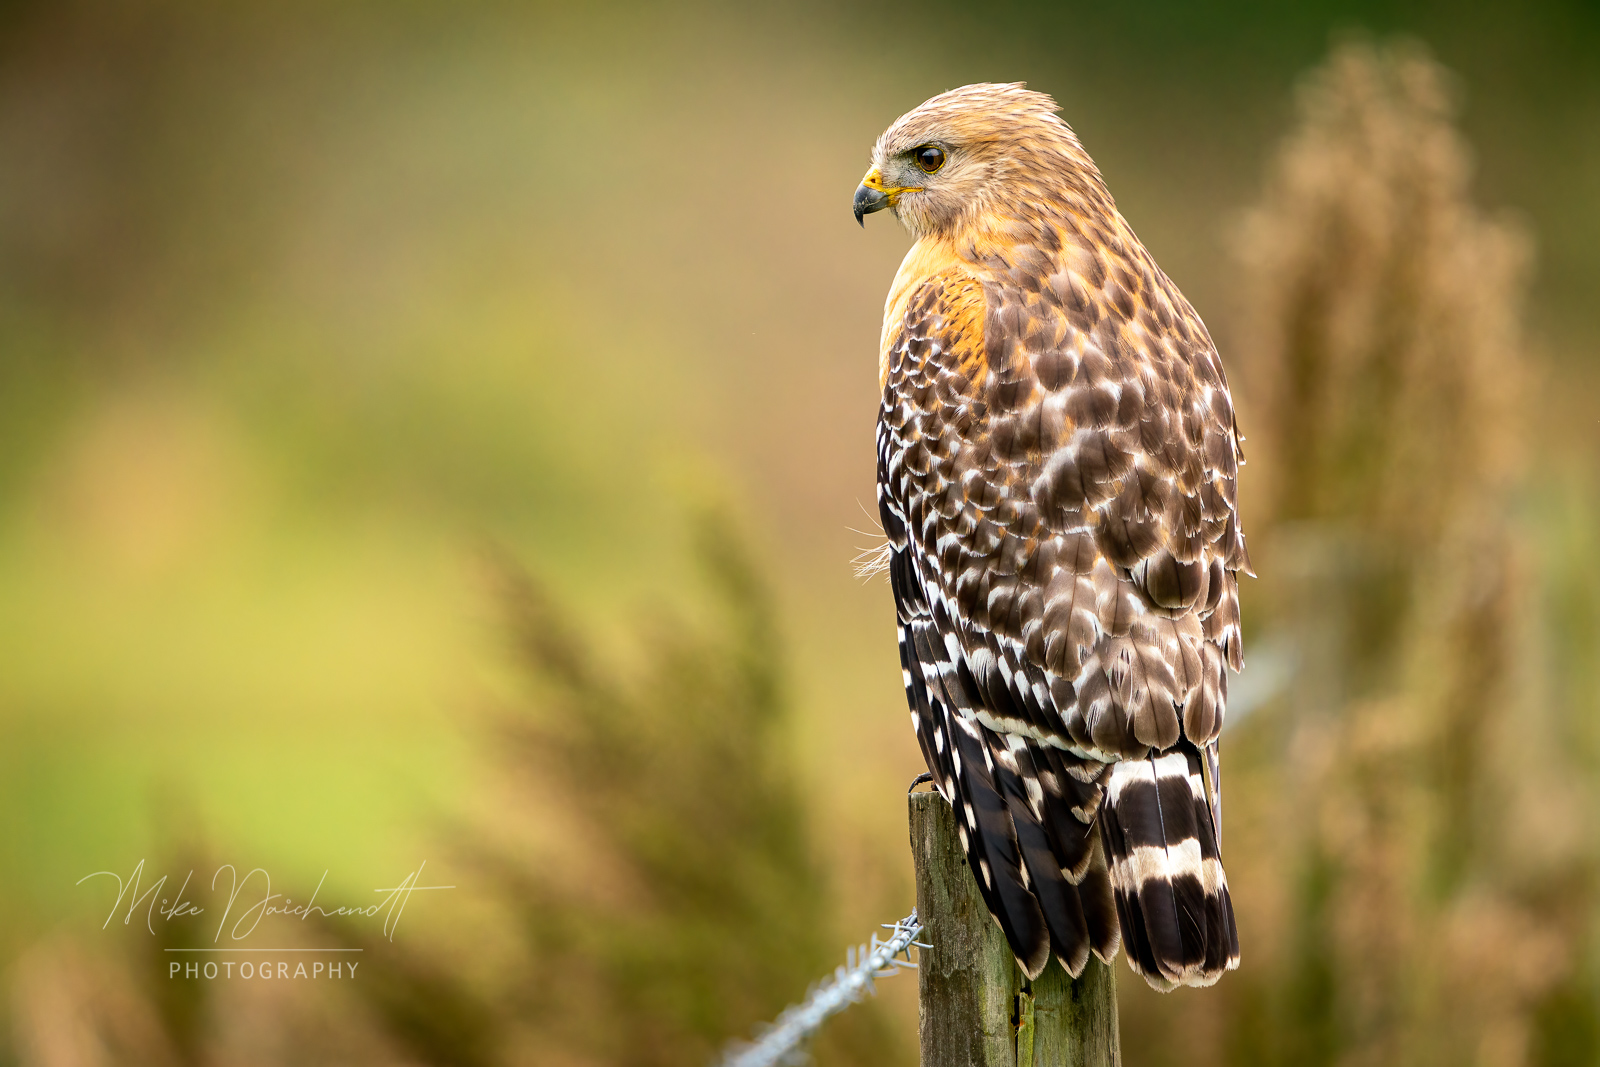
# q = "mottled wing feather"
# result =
<box><xmin>879</xmin><ymin>231</ymin><xmax>1244</xmax><ymax>986</ymax></box>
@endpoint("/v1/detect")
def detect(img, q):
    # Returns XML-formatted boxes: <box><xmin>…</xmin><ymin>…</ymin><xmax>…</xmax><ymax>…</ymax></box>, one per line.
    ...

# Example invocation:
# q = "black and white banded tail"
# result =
<box><xmin>1101</xmin><ymin>742</ymin><xmax>1239</xmax><ymax>990</ymax></box>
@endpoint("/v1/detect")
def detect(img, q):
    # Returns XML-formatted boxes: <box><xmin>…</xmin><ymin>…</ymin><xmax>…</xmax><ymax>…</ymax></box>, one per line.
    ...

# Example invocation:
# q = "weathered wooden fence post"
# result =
<box><xmin>910</xmin><ymin>789</ymin><xmax>1121</xmax><ymax>1067</ymax></box>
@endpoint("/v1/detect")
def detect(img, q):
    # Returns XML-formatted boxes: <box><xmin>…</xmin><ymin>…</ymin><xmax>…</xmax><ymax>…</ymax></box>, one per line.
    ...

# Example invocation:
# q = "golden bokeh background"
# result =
<box><xmin>1</xmin><ymin>2</ymin><xmax>1597</xmax><ymax>1064</ymax></box>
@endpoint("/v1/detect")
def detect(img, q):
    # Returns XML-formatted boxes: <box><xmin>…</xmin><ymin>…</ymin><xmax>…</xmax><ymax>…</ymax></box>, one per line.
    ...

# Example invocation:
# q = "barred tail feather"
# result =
<box><xmin>1102</xmin><ymin>743</ymin><xmax>1239</xmax><ymax>990</ymax></box>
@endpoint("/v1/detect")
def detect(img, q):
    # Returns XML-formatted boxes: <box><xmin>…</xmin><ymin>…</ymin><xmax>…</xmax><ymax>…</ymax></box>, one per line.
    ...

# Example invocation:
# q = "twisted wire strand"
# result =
<box><xmin>715</xmin><ymin>909</ymin><xmax>925</xmax><ymax>1067</ymax></box>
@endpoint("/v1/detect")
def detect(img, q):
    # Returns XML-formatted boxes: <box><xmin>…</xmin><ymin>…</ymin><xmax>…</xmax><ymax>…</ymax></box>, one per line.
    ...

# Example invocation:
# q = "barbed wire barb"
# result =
<box><xmin>714</xmin><ymin>908</ymin><xmax>923</xmax><ymax>1067</ymax></box>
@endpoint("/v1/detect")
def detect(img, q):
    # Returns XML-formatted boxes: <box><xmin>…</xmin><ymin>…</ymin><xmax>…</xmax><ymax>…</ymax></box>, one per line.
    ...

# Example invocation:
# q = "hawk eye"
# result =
<box><xmin>915</xmin><ymin>145</ymin><xmax>946</xmax><ymax>174</ymax></box>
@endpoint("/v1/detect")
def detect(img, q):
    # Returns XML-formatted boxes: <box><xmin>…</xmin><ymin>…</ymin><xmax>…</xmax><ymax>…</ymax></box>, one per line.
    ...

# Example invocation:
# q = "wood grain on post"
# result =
<box><xmin>910</xmin><ymin>789</ymin><xmax>1121</xmax><ymax>1067</ymax></box>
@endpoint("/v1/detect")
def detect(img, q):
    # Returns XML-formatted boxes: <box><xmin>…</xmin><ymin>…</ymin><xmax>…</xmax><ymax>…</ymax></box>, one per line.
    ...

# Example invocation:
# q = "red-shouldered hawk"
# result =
<box><xmin>856</xmin><ymin>83</ymin><xmax>1248</xmax><ymax>991</ymax></box>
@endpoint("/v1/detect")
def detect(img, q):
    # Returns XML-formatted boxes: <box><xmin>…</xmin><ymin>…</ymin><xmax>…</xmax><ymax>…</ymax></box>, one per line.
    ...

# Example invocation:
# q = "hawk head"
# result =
<box><xmin>854</xmin><ymin>82</ymin><xmax>1112</xmax><ymax>239</ymax></box>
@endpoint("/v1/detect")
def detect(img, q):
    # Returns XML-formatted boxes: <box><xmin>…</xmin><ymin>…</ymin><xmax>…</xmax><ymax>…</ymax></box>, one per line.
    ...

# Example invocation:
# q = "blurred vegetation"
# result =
<box><xmin>10</xmin><ymin>524</ymin><xmax>902</xmax><ymax>1065</ymax></box>
<box><xmin>475</xmin><ymin>519</ymin><xmax>898</xmax><ymax>1066</ymax></box>
<box><xmin>1</xmin><ymin>1</ymin><xmax>1597</xmax><ymax>1065</ymax></box>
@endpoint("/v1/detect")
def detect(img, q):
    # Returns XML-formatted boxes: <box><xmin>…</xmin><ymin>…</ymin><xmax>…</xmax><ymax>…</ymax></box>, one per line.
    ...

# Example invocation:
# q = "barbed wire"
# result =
<box><xmin>714</xmin><ymin>909</ymin><xmax>925</xmax><ymax>1067</ymax></box>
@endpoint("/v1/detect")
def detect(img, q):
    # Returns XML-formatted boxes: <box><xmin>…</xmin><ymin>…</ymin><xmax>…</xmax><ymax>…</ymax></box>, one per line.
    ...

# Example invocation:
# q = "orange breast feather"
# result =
<box><xmin>879</xmin><ymin>238</ymin><xmax>987</xmax><ymax>390</ymax></box>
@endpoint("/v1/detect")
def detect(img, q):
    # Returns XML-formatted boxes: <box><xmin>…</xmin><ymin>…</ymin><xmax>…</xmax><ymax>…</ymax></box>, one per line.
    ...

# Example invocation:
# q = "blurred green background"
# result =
<box><xmin>1</xmin><ymin>1</ymin><xmax>1596</xmax><ymax>1064</ymax></box>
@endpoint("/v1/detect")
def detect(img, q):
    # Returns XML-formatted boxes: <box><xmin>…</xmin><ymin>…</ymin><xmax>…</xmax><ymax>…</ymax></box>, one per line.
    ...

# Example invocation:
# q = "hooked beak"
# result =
<box><xmin>853</xmin><ymin>168</ymin><xmax>892</xmax><ymax>227</ymax></box>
